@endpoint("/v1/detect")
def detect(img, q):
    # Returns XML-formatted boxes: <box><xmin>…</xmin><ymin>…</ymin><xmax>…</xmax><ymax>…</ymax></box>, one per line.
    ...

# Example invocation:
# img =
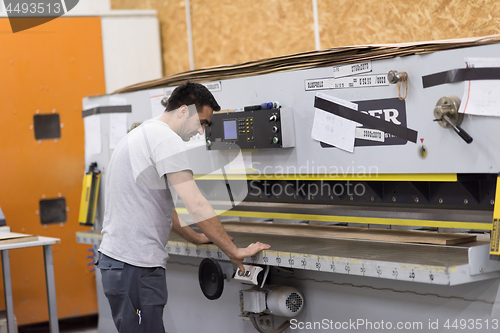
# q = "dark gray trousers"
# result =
<box><xmin>97</xmin><ymin>253</ymin><xmax>168</xmax><ymax>333</ymax></box>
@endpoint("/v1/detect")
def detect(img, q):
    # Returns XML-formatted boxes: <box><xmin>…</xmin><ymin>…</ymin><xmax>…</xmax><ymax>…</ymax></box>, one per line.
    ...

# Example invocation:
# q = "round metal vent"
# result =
<box><xmin>285</xmin><ymin>292</ymin><xmax>303</xmax><ymax>313</ymax></box>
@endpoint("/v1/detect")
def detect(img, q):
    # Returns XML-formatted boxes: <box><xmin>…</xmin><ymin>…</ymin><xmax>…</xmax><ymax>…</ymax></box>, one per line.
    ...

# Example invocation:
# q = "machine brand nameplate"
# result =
<box><xmin>320</xmin><ymin>98</ymin><xmax>408</xmax><ymax>148</ymax></box>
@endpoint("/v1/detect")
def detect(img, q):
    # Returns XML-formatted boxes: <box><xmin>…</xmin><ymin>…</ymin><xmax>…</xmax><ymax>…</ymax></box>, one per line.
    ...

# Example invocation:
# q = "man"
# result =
<box><xmin>97</xmin><ymin>82</ymin><xmax>270</xmax><ymax>332</ymax></box>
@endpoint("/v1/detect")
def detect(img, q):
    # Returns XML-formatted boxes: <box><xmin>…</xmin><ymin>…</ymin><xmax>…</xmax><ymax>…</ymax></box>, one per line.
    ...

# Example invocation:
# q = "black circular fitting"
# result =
<box><xmin>198</xmin><ymin>258</ymin><xmax>224</xmax><ymax>300</ymax></box>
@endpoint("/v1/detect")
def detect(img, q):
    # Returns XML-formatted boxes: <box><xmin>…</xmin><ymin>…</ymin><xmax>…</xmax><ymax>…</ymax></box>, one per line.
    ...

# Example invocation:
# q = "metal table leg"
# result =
<box><xmin>43</xmin><ymin>245</ymin><xmax>59</xmax><ymax>333</ymax></box>
<box><xmin>2</xmin><ymin>250</ymin><xmax>16</xmax><ymax>333</ymax></box>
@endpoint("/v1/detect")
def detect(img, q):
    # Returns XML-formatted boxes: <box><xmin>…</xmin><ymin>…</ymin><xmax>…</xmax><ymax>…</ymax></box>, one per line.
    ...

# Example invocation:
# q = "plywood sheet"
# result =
<box><xmin>221</xmin><ymin>222</ymin><xmax>476</xmax><ymax>245</ymax></box>
<box><xmin>190</xmin><ymin>0</ymin><xmax>315</xmax><ymax>69</ymax></box>
<box><xmin>318</xmin><ymin>0</ymin><xmax>500</xmax><ymax>48</ymax></box>
<box><xmin>0</xmin><ymin>233</ymin><xmax>38</xmax><ymax>245</ymax></box>
<box><xmin>115</xmin><ymin>35</ymin><xmax>500</xmax><ymax>93</ymax></box>
<box><xmin>112</xmin><ymin>0</ymin><xmax>500</xmax><ymax>76</ymax></box>
<box><xmin>169</xmin><ymin>231</ymin><xmax>471</xmax><ymax>267</ymax></box>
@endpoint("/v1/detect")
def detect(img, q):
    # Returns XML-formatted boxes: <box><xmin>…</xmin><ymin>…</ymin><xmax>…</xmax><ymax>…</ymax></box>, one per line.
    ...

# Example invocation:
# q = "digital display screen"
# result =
<box><xmin>223</xmin><ymin>120</ymin><xmax>238</xmax><ymax>140</ymax></box>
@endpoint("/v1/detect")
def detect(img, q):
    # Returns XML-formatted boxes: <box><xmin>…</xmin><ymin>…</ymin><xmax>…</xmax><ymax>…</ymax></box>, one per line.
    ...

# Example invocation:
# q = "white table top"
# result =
<box><xmin>0</xmin><ymin>236</ymin><xmax>60</xmax><ymax>251</ymax></box>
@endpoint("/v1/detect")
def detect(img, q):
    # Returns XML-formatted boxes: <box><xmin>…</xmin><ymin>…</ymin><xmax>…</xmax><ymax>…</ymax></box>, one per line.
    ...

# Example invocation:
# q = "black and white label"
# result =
<box><xmin>203</xmin><ymin>81</ymin><xmax>222</xmax><ymax>92</ymax></box>
<box><xmin>305</xmin><ymin>80</ymin><xmax>327</xmax><ymax>90</ymax></box>
<box><xmin>164</xmin><ymin>88</ymin><xmax>175</xmax><ymax>97</ymax></box>
<box><xmin>333</xmin><ymin>61</ymin><xmax>372</xmax><ymax>78</ymax></box>
<box><xmin>163</xmin><ymin>82</ymin><xmax>221</xmax><ymax>99</ymax></box>
<box><xmin>355</xmin><ymin>128</ymin><xmax>384</xmax><ymax>142</ymax></box>
<box><xmin>305</xmin><ymin>74</ymin><xmax>389</xmax><ymax>91</ymax></box>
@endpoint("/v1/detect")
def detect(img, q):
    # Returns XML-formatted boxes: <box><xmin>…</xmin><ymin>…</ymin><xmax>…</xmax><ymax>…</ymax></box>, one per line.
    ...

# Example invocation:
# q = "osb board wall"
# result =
<box><xmin>190</xmin><ymin>0</ymin><xmax>315</xmax><ymax>70</ymax></box>
<box><xmin>111</xmin><ymin>0</ymin><xmax>500</xmax><ymax>77</ymax></box>
<box><xmin>318</xmin><ymin>0</ymin><xmax>500</xmax><ymax>48</ymax></box>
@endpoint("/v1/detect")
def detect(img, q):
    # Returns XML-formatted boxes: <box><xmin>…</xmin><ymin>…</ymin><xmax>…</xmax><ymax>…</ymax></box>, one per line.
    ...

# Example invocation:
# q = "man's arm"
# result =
<box><xmin>168</xmin><ymin>171</ymin><xmax>270</xmax><ymax>272</ymax></box>
<box><xmin>171</xmin><ymin>210</ymin><xmax>211</xmax><ymax>244</ymax></box>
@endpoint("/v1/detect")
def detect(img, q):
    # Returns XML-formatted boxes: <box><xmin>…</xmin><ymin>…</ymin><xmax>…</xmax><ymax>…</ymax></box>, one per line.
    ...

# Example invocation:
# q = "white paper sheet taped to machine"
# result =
<box><xmin>458</xmin><ymin>58</ymin><xmax>500</xmax><ymax>117</ymax></box>
<box><xmin>311</xmin><ymin>93</ymin><xmax>358</xmax><ymax>153</ymax></box>
<box><xmin>83</xmin><ymin>110</ymin><xmax>101</xmax><ymax>166</ymax></box>
<box><xmin>109</xmin><ymin>97</ymin><xmax>128</xmax><ymax>150</ymax></box>
<box><xmin>109</xmin><ymin>113</ymin><xmax>127</xmax><ymax>149</ymax></box>
<box><xmin>149</xmin><ymin>88</ymin><xmax>168</xmax><ymax>119</ymax></box>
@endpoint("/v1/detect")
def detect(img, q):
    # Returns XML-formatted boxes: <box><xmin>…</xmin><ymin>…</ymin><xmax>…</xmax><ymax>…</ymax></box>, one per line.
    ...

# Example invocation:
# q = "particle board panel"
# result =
<box><xmin>111</xmin><ymin>0</ymin><xmax>500</xmax><ymax>78</ymax></box>
<box><xmin>0</xmin><ymin>233</ymin><xmax>38</xmax><ymax>245</ymax></box>
<box><xmin>168</xmin><ymin>231</ymin><xmax>470</xmax><ymax>267</ymax></box>
<box><xmin>221</xmin><ymin>222</ymin><xmax>477</xmax><ymax>245</ymax></box>
<box><xmin>76</xmin><ymin>231</ymin><xmax>476</xmax><ymax>283</ymax></box>
<box><xmin>318</xmin><ymin>0</ymin><xmax>500</xmax><ymax>49</ymax></box>
<box><xmin>114</xmin><ymin>35</ymin><xmax>500</xmax><ymax>93</ymax></box>
<box><xmin>155</xmin><ymin>0</ymin><xmax>191</xmax><ymax>76</ymax></box>
<box><xmin>190</xmin><ymin>0</ymin><xmax>315</xmax><ymax>70</ymax></box>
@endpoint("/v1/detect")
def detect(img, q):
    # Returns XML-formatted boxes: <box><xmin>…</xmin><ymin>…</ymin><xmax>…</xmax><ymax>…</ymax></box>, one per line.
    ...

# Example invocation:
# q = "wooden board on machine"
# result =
<box><xmin>114</xmin><ymin>36</ymin><xmax>500</xmax><ymax>94</ymax></box>
<box><xmin>0</xmin><ymin>230</ymin><xmax>38</xmax><ymax>245</ymax></box>
<box><xmin>222</xmin><ymin>222</ymin><xmax>476</xmax><ymax>245</ymax></box>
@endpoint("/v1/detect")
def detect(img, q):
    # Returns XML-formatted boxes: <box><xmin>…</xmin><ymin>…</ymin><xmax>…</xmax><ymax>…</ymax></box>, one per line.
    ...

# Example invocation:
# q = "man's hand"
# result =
<box><xmin>229</xmin><ymin>242</ymin><xmax>271</xmax><ymax>273</ymax></box>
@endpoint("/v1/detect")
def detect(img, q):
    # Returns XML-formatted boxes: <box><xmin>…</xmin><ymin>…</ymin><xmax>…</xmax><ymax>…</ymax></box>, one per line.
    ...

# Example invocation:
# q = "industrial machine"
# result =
<box><xmin>78</xmin><ymin>36</ymin><xmax>500</xmax><ymax>332</ymax></box>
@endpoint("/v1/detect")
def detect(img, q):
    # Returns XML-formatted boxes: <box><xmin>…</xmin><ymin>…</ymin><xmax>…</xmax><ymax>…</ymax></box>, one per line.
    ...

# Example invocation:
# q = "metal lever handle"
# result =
<box><xmin>442</xmin><ymin>115</ymin><xmax>473</xmax><ymax>144</ymax></box>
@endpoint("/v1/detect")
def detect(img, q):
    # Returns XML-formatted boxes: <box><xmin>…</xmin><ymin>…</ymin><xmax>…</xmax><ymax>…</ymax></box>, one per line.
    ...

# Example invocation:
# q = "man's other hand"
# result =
<box><xmin>230</xmin><ymin>242</ymin><xmax>271</xmax><ymax>273</ymax></box>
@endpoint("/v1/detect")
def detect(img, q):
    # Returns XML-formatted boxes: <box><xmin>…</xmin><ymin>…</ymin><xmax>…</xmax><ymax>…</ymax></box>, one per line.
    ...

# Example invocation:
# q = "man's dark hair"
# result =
<box><xmin>166</xmin><ymin>82</ymin><xmax>221</xmax><ymax>113</ymax></box>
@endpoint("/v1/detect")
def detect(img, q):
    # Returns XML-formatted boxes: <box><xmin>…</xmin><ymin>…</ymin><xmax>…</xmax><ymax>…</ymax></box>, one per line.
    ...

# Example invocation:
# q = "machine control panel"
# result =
<box><xmin>206</xmin><ymin>108</ymin><xmax>295</xmax><ymax>150</ymax></box>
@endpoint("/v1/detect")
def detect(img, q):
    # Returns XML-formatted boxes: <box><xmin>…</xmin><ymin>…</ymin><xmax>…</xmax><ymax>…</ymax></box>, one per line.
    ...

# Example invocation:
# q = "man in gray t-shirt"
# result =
<box><xmin>97</xmin><ymin>83</ymin><xmax>270</xmax><ymax>333</ymax></box>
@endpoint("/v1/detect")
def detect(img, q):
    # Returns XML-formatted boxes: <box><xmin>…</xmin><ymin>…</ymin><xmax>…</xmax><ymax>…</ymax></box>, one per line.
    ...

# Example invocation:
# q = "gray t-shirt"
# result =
<box><xmin>99</xmin><ymin>119</ymin><xmax>190</xmax><ymax>269</ymax></box>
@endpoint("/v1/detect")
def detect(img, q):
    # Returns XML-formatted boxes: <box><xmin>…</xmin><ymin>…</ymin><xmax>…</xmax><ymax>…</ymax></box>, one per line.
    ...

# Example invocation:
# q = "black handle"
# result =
<box><xmin>441</xmin><ymin>115</ymin><xmax>473</xmax><ymax>144</ymax></box>
<box><xmin>452</xmin><ymin>124</ymin><xmax>473</xmax><ymax>144</ymax></box>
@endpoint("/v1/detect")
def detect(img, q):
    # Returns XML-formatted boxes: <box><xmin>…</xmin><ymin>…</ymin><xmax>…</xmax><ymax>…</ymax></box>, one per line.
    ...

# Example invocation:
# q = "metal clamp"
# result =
<box><xmin>433</xmin><ymin>96</ymin><xmax>473</xmax><ymax>144</ymax></box>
